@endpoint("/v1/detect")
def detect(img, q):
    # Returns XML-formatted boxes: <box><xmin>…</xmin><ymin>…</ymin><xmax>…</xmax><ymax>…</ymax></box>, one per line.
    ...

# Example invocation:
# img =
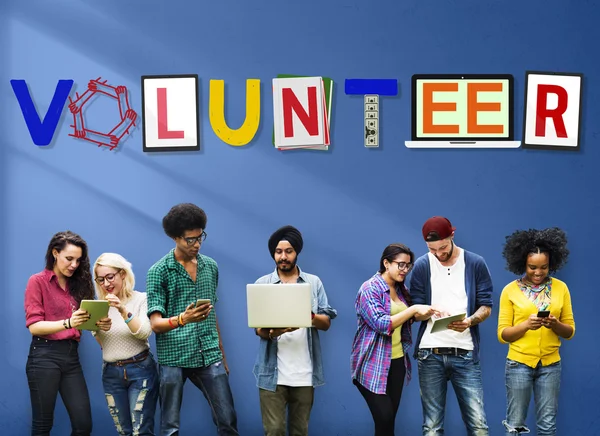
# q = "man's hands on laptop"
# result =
<box><xmin>269</xmin><ymin>328</ymin><xmax>298</xmax><ymax>338</ymax></box>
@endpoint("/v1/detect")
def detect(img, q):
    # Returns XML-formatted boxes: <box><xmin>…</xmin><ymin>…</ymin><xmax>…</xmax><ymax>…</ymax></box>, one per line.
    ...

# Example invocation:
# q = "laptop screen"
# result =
<box><xmin>411</xmin><ymin>74</ymin><xmax>514</xmax><ymax>141</ymax></box>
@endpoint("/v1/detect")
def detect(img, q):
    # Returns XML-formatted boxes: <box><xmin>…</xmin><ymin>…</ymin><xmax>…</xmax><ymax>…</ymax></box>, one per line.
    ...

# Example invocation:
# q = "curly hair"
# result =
<box><xmin>378</xmin><ymin>243</ymin><xmax>414</xmax><ymax>306</ymax></box>
<box><xmin>502</xmin><ymin>227</ymin><xmax>569</xmax><ymax>275</ymax></box>
<box><xmin>162</xmin><ymin>203</ymin><xmax>207</xmax><ymax>238</ymax></box>
<box><xmin>44</xmin><ymin>231</ymin><xmax>94</xmax><ymax>303</ymax></box>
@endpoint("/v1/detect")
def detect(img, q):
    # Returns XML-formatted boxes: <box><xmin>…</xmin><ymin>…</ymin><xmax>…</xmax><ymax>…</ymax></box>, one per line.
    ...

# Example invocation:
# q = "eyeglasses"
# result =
<box><xmin>183</xmin><ymin>231</ymin><xmax>207</xmax><ymax>246</ymax></box>
<box><xmin>95</xmin><ymin>270</ymin><xmax>121</xmax><ymax>285</ymax></box>
<box><xmin>390</xmin><ymin>261</ymin><xmax>413</xmax><ymax>272</ymax></box>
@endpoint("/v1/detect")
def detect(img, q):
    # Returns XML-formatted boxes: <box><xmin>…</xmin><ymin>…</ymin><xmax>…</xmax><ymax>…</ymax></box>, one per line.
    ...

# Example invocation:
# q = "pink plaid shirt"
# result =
<box><xmin>350</xmin><ymin>273</ymin><xmax>412</xmax><ymax>394</ymax></box>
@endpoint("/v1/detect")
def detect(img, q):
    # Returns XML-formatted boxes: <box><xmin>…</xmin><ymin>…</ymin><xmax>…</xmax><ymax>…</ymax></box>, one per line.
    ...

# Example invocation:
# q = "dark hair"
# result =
<box><xmin>45</xmin><ymin>231</ymin><xmax>94</xmax><ymax>303</ymax></box>
<box><xmin>162</xmin><ymin>203</ymin><xmax>207</xmax><ymax>238</ymax></box>
<box><xmin>378</xmin><ymin>243</ymin><xmax>414</xmax><ymax>306</ymax></box>
<box><xmin>425</xmin><ymin>231</ymin><xmax>442</xmax><ymax>242</ymax></box>
<box><xmin>502</xmin><ymin>227</ymin><xmax>569</xmax><ymax>275</ymax></box>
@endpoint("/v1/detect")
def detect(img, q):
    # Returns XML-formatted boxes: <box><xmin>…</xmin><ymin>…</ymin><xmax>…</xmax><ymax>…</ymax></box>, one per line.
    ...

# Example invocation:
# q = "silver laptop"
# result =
<box><xmin>246</xmin><ymin>283</ymin><xmax>312</xmax><ymax>328</ymax></box>
<box><xmin>405</xmin><ymin>74</ymin><xmax>521</xmax><ymax>149</ymax></box>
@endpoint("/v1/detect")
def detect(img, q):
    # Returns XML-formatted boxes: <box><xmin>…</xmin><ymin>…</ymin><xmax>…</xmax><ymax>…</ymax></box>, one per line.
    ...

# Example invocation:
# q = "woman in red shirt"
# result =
<box><xmin>24</xmin><ymin>231</ymin><xmax>111</xmax><ymax>436</ymax></box>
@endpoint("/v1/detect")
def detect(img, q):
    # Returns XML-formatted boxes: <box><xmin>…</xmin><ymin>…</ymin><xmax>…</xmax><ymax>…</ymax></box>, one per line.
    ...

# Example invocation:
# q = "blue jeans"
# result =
<box><xmin>503</xmin><ymin>359</ymin><xmax>561</xmax><ymax>436</ymax></box>
<box><xmin>158</xmin><ymin>361</ymin><xmax>238</xmax><ymax>436</ymax></box>
<box><xmin>417</xmin><ymin>349</ymin><xmax>488</xmax><ymax>435</ymax></box>
<box><xmin>102</xmin><ymin>351</ymin><xmax>159</xmax><ymax>435</ymax></box>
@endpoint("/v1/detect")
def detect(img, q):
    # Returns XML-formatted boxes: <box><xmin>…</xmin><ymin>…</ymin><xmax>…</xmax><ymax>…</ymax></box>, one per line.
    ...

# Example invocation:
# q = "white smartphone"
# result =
<box><xmin>195</xmin><ymin>299</ymin><xmax>211</xmax><ymax>308</ymax></box>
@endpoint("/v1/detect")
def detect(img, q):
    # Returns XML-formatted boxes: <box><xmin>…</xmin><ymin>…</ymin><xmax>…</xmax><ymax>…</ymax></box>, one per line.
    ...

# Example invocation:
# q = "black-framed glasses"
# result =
<box><xmin>390</xmin><ymin>261</ymin><xmax>413</xmax><ymax>271</ymax></box>
<box><xmin>95</xmin><ymin>270</ymin><xmax>121</xmax><ymax>285</ymax></box>
<box><xmin>183</xmin><ymin>231</ymin><xmax>207</xmax><ymax>246</ymax></box>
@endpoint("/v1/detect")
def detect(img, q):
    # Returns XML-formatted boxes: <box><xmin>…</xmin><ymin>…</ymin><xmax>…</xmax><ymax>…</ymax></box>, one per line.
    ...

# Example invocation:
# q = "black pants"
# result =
<box><xmin>355</xmin><ymin>356</ymin><xmax>406</xmax><ymax>436</ymax></box>
<box><xmin>25</xmin><ymin>336</ymin><xmax>92</xmax><ymax>436</ymax></box>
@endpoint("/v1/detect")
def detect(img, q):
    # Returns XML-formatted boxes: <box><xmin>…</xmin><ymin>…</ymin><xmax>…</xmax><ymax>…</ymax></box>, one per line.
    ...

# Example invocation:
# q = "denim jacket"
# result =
<box><xmin>252</xmin><ymin>266</ymin><xmax>337</xmax><ymax>392</ymax></box>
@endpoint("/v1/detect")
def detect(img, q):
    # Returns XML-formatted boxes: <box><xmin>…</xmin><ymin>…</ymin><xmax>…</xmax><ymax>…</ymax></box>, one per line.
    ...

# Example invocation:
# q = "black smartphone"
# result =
<box><xmin>537</xmin><ymin>310</ymin><xmax>550</xmax><ymax>318</ymax></box>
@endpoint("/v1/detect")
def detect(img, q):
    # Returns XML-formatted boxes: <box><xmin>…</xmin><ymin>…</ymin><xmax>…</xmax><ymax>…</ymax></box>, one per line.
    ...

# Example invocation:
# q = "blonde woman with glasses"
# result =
<box><xmin>93</xmin><ymin>253</ymin><xmax>158</xmax><ymax>436</ymax></box>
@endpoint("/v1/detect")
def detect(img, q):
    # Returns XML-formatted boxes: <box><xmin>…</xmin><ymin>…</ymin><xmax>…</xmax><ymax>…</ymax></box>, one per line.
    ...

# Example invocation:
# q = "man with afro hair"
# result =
<box><xmin>146</xmin><ymin>203</ymin><xmax>239</xmax><ymax>436</ymax></box>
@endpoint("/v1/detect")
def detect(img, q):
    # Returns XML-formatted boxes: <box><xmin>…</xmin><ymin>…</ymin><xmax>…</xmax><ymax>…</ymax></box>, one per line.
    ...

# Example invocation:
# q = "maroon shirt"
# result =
<box><xmin>24</xmin><ymin>269</ymin><xmax>82</xmax><ymax>341</ymax></box>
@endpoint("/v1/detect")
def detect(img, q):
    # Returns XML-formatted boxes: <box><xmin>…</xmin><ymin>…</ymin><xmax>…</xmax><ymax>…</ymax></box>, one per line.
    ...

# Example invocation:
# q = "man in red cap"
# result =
<box><xmin>408</xmin><ymin>216</ymin><xmax>493</xmax><ymax>436</ymax></box>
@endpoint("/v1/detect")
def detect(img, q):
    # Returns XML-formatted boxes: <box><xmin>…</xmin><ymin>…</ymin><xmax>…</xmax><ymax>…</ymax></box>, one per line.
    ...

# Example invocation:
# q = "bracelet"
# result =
<box><xmin>67</xmin><ymin>318</ymin><xmax>72</xmax><ymax>329</ymax></box>
<box><xmin>63</xmin><ymin>319</ymin><xmax>69</xmax><ymax>329</ymax></box>
<box><xmin>178</xmin><ymin>313</ymin><xmax>185</xmax><ymax>327</ymax></box>
<box><xmin>168</xmin><ymin>317</ymin><xmax>178</xmax><ymax>329</ymax></box>
<box><xmin>124</xmin><ymin>312</ymin><xmax>134</xmax><ymax>324</ymax></box>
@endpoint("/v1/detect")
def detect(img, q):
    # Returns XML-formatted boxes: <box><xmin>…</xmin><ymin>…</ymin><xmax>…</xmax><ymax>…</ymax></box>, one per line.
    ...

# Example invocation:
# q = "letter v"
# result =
<box><xmin>10</xmin><ymin>79</ymin><xmax>74</xmax><ymax>146</ymax></box>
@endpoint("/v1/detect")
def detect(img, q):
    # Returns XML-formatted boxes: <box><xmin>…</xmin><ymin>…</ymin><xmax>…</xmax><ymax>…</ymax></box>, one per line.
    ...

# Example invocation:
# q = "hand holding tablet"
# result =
<box><xmin>75</xmin><ymin>300</ymin><xmax>110</xmax><ymax>331</ymax></box>
<box><xmin>431</xmin><ymin>312</ymin><xmax>467</xmax><ymax>333</ymax></box>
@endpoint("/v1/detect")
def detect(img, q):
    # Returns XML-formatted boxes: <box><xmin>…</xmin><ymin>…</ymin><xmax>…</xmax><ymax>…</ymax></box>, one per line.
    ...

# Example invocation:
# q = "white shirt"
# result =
<box><xmin>276</xmin><ymin>328</ymin><xmax>313</xmax><ymax>386</ymax></box>
<box><xmin>420</xmin><ymin>250</ymin><xmax>474</xmax><ymax>350</ymax></box>
<box><xmin>93</xmin><ymin>291</ymin><xmax>153</xmax><ymax>362</ymax></box>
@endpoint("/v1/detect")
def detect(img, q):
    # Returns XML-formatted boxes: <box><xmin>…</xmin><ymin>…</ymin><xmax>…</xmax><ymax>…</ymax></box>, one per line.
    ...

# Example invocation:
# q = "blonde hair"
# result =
<box><xmin>93</xmin><ymin>252</ymin><xmax>135</xmax><ymax>302</ymax></box>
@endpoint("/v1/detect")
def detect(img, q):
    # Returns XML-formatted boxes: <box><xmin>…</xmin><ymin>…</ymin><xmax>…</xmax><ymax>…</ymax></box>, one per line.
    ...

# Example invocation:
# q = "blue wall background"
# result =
<box><xmin>2</xmin><ymin>0</ymin><xmax>598</xmax><ymax>434</ymax></box>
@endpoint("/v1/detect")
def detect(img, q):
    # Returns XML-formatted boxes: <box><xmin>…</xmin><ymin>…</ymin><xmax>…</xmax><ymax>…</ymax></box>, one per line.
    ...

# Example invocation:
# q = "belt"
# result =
<box><xmin>106</xmin><ymin>349</ymin><xmax>150</xmax><ymax>367</ymax></box>
<box><xmin>424</xmin><ymin>347</ymin><xmax>470</xmax><ymax>356</ymax></box>
<box><xmin>106</xmin><ymin>349</ymin><xmax>150</xmax><ymax>381</ymax></box>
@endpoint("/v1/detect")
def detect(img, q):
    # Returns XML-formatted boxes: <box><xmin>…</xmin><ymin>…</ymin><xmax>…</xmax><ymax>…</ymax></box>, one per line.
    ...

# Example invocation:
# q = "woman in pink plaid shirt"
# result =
<box><xmin>351</xmin><ymin>243</ymin><xmax>437</xmax><ymax>436</ymax></box>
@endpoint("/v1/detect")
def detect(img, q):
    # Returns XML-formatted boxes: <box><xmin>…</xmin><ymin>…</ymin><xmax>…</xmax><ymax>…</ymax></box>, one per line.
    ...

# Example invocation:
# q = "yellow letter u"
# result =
<box><xmin>209</xmin><ymin>79</ymin><xmax>260</xmax><ymax>146</ymax></box>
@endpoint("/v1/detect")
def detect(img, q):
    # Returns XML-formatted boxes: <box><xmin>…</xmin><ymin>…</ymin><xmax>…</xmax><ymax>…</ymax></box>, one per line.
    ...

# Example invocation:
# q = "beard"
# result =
<box><xmin>277</xmin><ymin>259</ymin><xmax>296</xmax><ymax>272</ymax></box>
<box><xmin>435</xmin><ymin>240</ymin><xmax>454</xmax><ymax>262</ymax></box>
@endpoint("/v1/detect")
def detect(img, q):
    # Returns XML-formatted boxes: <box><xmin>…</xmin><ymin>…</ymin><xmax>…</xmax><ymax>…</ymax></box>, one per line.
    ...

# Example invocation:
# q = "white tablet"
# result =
<box><xmin>431</xmin><ymin>312</ymin><xmax>467</xmax><ymax>333</ymax></box>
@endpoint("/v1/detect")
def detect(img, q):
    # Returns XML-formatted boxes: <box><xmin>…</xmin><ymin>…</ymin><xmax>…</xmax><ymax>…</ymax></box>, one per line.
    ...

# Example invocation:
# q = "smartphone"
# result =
<box><xmin>195</xmin><ymin>299</ymin><xmax>211</xmax><ymax>308</ymax></box>
<box><xmin>537</xmin><ymin>310</ymin><xmax>550</xmax><ymax>318</ymax></box>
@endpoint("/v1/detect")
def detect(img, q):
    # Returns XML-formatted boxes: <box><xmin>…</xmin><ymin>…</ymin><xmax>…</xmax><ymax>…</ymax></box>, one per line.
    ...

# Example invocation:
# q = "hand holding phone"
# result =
<box><xmin>537</xmin><ymin>310</ymin><xmax>550</xmax><ymax>318</ymax></box>
<box><xmin>195</xmin><ymin>299</ymin><xmax>211</xmax><ymax>308</ymax></box>
<box><xmin>181</xmin><ymin>299</ymin><xmax>213</xmax><ymax>324</ymax></box>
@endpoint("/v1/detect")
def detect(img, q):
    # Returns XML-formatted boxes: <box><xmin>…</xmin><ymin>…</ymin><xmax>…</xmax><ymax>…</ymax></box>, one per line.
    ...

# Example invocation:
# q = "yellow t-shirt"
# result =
<box><xmin>391</xmin><ymin>298</ymin><xmax>407</xmax><ymax>359</ymax></box>
<box><xmin>497</xmin><ymin>277</ymin><xmax>575</xmax><ymax>368</ymax></box>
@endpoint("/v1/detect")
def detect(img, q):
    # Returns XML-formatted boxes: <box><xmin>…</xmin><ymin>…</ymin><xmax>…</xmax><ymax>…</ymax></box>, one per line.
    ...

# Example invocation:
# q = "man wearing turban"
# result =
<box><xmin>253</xmin><ymin>225</ymin><xmax>337</xmax><ymax>436</ymax></box>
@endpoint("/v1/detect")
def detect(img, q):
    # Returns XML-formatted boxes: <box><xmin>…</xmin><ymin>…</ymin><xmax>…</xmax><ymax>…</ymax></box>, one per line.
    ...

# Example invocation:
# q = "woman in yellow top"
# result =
<box><xmin>497</xmin><ymin>227</ymin><xmax>575</xmax><ymax>436</ymax></box>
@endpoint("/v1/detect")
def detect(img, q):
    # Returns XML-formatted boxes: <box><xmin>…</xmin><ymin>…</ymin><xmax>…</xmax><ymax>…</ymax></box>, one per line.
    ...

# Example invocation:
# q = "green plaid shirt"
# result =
<box><xmin>146</xmin><ymin>249</ymin><xmax>222</xmax><ymax>368</ymax></box>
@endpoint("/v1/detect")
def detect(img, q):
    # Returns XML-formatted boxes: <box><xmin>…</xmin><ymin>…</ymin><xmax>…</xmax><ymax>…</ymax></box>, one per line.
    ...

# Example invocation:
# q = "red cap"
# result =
<box><xmin>422</xmin><ymin>216</ymin><xmax>456</xmax><ymax>241</ymax></box>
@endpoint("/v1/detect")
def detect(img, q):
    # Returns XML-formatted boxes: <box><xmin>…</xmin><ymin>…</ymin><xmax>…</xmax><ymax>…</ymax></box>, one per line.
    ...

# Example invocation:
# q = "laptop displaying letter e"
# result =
<box><xmin>246</xmin><ymin>283</ymin><xmax>312</xmax><ymax>328</ymax></box>
<box><xmin>405</xmin><ymin>74</ymin><xmax>521</xmax><ymax>148</ymax></box>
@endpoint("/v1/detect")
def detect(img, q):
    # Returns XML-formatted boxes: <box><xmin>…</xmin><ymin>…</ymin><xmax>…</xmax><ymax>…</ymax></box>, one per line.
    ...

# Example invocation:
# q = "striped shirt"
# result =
<box><xmin>350</xmin><ymin>273</ymin><xmax>412</xmax><ymax>394</ymax></box>
<box><xmin>146</xmin><ymin>249</ymin><xmax>221</xmax><ymax>368</ymax></box>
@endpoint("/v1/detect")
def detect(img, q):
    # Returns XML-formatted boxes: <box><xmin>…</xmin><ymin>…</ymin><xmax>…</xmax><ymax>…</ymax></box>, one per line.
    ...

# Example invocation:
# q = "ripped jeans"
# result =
<box><xmin>102</xmin><ymin>351</ymin><xmax>159</xmax><ymax>435</ymax></box>
<box><xmin>503</xmin><ymin>359</ymin><xmax>561</xmax><ymax>436</ymax></box>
